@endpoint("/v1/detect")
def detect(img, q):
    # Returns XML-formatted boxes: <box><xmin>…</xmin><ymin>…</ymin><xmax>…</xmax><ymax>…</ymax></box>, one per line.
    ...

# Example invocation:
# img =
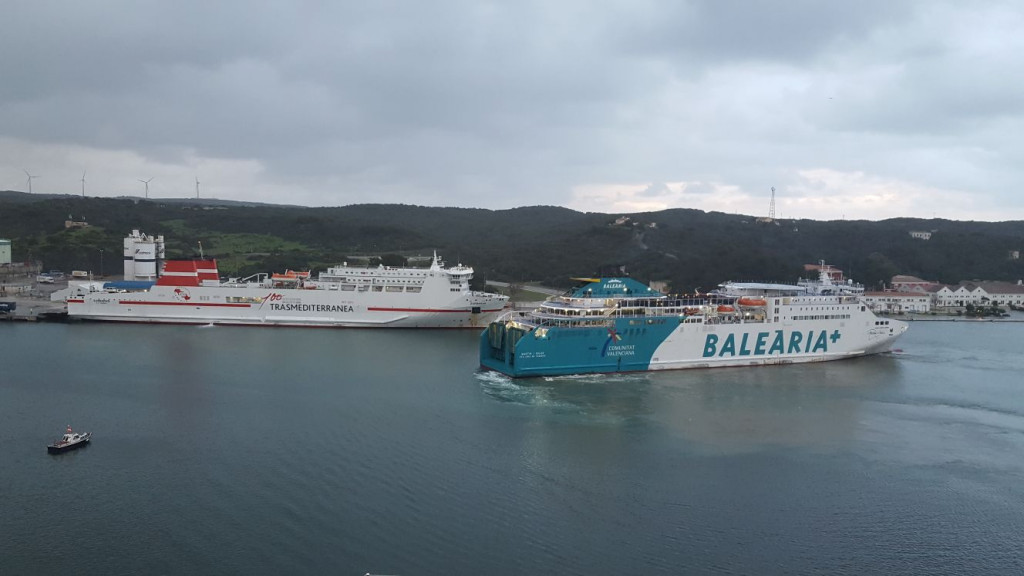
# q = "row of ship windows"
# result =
<box><xmin>342</xmin><ymin>271</ymin><xmax>430</xmax><ymax>277</ymax></box>
<box><xmin>322</xmin><ymin>278</ymin><xmax>426</xmax><ymax>285</ymax></box>
<box><xmin>225</xmin><ymin>285</ymin><xmax>424</xmax><ymax>303</ymax></box>
<box><xmin>791</xmin><ymin>314</ymin><xmax>852</xmax><ymax>321</ymax></box>
<box><xmin>542</xmin><ymin>308</ymin><xmax>607</xmax><ymax>317</ymax></box>
<box><xmin>331</xmin><ymin>285</ymin><xmax>422</xmax><ymax>293</ymax></box>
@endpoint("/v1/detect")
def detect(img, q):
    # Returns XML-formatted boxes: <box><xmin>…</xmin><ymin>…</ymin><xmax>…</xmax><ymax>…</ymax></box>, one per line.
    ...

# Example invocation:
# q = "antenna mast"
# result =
<box><xmin>768</xmin><ymin>186</ymin><xmax>776</xmax><ymax>221</ymax></box>
<box><xmin>195</xmin><ymin>176</ymin><xmax>200</xmax><ymax>199</ymax></box>
<box><xmin>81</xmin><ymin>170</ymin><xmax>87</xmax><ymax>197</ymax></box>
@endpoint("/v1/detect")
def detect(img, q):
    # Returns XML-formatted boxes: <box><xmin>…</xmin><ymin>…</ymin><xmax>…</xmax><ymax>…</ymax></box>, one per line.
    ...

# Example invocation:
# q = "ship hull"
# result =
<box><xmin>68</xmin><ymin>285</ymin><xmax>507</xmax><ymax>329</ymax></box>
<box><xmin>48</xmin><ymin>439</ymin><xmax>90</xmax><ymax>453</ymax></box>
<box><xmin>481</xmin><ymin>316</ymin><xmax>908</xmax><ymax>378</ymax></box>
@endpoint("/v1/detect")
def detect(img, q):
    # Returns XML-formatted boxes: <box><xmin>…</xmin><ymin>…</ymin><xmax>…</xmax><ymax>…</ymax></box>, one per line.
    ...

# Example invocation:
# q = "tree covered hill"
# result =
<box><xmin>2</xmin><ymin>191</ymin><xmax>1023</xmax><ymax>292</ymax></box>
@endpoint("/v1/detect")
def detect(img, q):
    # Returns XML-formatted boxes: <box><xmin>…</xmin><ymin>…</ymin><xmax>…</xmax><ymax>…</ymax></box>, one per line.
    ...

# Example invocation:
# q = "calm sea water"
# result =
<box><xmin>1</xmin><ymin>320</ymin><xmax>1023</xmax><ymax>575</ymax></box>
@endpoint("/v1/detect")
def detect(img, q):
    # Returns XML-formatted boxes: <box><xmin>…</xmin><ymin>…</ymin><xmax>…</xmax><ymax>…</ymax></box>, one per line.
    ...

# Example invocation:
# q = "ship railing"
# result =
<box><xmin>500</xmin><ymin>311</ymin><xmax>613</xmax><ymax>330</ymax></box>
<box><xmin>545</xmin><ymin>296</ymin><xmax>614</xmax><ymax>309</ymax></box>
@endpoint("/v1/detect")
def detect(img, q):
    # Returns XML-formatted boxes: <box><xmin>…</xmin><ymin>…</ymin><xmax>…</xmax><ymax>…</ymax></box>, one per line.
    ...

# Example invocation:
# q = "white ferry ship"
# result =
<box><xmin>480</xmin><ymin>267</ymin><xmax>906</xmax><ymax>377</ymax></box>
<box><xmin>63</xmin><ymin>251</ymin><xmax>507</xmax><ymax>328</ymax></box>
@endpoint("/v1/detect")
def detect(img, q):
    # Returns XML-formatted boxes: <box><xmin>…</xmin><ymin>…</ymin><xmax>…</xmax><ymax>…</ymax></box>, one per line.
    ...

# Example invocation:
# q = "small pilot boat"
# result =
<box><xmin>47</xmin><ymin>425</ymin><xmax>91</xmax><ymax>454</ymax></box>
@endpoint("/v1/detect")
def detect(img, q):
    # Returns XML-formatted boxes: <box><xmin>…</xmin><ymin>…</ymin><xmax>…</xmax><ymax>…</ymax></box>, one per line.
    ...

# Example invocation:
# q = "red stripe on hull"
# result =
<box><xmin>367</xmin><ymin>307</ymin><xmax>505</xmax><ymax>313</ymax></box>
<box><xmin>71</xmin><ymin>317</ymin><xmax>488</xmax><ymax>329</ymax></box>
<box><xmin>116</xmin><ymin>301</ymin><xmax>252</xmax><ymax>308</ymax></box>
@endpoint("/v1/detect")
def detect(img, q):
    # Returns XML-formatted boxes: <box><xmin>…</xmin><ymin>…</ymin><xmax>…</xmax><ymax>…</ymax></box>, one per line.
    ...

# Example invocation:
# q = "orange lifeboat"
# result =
<box><xmin>717</xmin><ymin>305</ymin><xmax>736</xmax><ymax>313</ymax></box>
<box><xmin>271</xmin><ymin>269</ymin><xmax>311</xmax><ymax>281</ymax></box>
<box><xmin>736</xmin><ymin>297</ymin><xmax>767</xmax><ymax>307</ymax></box>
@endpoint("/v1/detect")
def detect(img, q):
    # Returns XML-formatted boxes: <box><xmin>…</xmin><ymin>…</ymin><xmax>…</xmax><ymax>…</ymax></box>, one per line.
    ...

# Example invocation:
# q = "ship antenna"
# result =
<box><xmin>198</xmin><ymin>241</ymin><xmax>204</xmax><ymax>259</ymax></box>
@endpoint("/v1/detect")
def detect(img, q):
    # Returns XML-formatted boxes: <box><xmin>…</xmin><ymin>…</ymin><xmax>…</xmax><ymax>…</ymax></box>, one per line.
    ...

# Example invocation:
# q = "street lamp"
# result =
<box><xmin>99</xmin><ymin>249</ymin><xmax>104</xmax><ymax>278</ymax></box>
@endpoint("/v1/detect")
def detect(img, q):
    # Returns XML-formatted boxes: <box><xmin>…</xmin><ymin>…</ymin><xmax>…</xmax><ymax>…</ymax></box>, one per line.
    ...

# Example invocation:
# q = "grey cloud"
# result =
<box><xmin>0</xmin><ymin>1</ymin><xmax>1022</xmax><ymax>216</ymax></box>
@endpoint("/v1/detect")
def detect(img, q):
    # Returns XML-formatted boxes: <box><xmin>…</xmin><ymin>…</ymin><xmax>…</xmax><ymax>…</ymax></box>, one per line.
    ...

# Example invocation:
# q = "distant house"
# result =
<box><xmin>934</xmin><ymin>281</ymin><xmax>1024</xmax><ymax>308</ymax></box>
<box><xmin>861</xmin><ymin>291</ymin><xmax>932</xmax><ymax>313</ymax></box>
<box><xmin>64</xmin><ymin>220</ymin><xmax>89</xmax><ymax>229</ymax></box>
<box><xmin>0</xmin><ymin>238</ymin><xmax>10</xmax><ymax>265</ymax></box>
<box><xmin>908</xmin><ymin>230</ymin><xmax>932</xmax><ymax>240</ymax></box>
<box><xmin>890</xmin><ymin>274</ymin><xmax>941</xmax><ymax>294</ymax></box>
<box><xmin>612</xmin><ymin>216</ymin><xmax>631</xmax><ymax>226</ymax></box>
<box><xmin>1010</xmin><ymin>250</ymin><xmax>1020</xmax><ymax>260</ymax></box>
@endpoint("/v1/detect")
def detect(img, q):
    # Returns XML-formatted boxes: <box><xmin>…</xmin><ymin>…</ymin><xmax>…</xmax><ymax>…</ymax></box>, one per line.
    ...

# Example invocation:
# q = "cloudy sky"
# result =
<box><xmin>2</xmin><ymin>1</ymin><xmax>1022</xmax><ymax>220</ymax></box>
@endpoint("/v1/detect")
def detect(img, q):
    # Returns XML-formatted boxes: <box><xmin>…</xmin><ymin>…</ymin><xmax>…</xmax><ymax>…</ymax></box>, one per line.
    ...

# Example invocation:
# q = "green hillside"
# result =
<box><xmin>2</xmin><ymin>191</ymin><xmax>1023</xmax><ymax>292</ymax></box>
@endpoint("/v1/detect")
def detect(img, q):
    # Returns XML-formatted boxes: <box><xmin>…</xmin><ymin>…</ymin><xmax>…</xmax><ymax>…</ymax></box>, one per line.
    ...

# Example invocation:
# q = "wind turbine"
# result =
<box><xmin>81</xmin><ymin>170</ymin><xmax>87</xmax><ymax>198</ymax></box>
<box><xmin>138</xmin><ymin>177</ymin><xmax>154</xmax><ymax>199</ymax></box>
<box><xmin>195</xmin><ymin>176</ymin><xmax>200</xmax><ymax>199</ymax></box>
<box><xmin>24</xmin><ymin>169</ymin><xmax>39</xmax><ymax>194</ymax></box>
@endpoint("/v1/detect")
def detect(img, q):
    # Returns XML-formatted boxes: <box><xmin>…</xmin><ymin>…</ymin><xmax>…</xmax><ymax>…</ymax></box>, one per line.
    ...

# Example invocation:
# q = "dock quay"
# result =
<box><xmin>0</xmin><ymin>298</ymin><xmax>67</xmax><ymax>322</ymax></box>
<box><xmin>0</xmin><ymin>282</ymin><xmax>69</xmax><ymax>322</ymax></box>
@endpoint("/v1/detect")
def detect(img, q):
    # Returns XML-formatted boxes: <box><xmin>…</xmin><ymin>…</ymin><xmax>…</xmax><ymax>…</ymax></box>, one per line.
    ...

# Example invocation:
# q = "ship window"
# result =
<box><xmin>386</xmin><ymin>286</ymin><xmax>403</xmax><ymax>292</ymax></box>
<box><xmin>340</xmin><ymin>284</ymin><xmax>356</xmax><ymax>291</ymax></box>
<box><xmin>372</xmin><ymin>286</ymin><xmax>383</xmax><ymax>292</ymax></box>
<box><xmin>406</xmin><ymin>286</ymin><xmax>421</xmax><ymax>293</ymax></box>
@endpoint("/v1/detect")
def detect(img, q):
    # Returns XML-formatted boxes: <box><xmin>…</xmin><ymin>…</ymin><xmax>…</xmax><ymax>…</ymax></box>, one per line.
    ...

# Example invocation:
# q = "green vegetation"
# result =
<box><xmin>3</xmin><ymin>191</ymin><xmax>1024</xmax><ymax>291</ymax></box>
<box><xmin>964</xmin><ymin>303</ymin><xmax>1009</xmax><ymax>318</ymax></box>
<box><xmin>494</xmin><ymin>285</ymin><xmax>554</xmax><ymax>303</ymax></box>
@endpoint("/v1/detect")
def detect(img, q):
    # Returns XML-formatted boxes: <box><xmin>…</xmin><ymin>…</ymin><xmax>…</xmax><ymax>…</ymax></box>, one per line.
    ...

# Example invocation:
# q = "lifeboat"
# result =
<box><xmin>736</xmin><ymin>297</ymin><xmax>768</xmax><ymax>307</ymax></box>
<box><xmin>271</xmin><ymin>269</ymin><xmax>311</xmax><ymax>281</ymax></box>
<box><xmin>717</xmin><ymin>305</ymin><xmax>736</xmax><ymax>313</ymax></box>
<box><xmin>683</xmin><ymin>307</ymin><xmax>701</xmax><ymax>315</ymax></box>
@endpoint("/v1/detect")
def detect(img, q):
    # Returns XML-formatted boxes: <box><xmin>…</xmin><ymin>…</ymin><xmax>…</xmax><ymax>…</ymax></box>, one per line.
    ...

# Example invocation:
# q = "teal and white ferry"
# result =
<box><xmin>479</xmin><ymin>271</ymin><xmax>907</xmax><ymax>378</ymax></box>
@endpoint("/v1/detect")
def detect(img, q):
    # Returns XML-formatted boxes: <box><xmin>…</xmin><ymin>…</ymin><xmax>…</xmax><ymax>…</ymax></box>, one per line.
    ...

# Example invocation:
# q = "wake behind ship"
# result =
<box><xmin>480</xmin><ymin>270</ymin><xmax>907</xmax><ymax>378</ymax></box>
<box><xmin>62</xmin><ymin>241</ymin><xmax>507</xmax><ymax>328</ymax></box>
